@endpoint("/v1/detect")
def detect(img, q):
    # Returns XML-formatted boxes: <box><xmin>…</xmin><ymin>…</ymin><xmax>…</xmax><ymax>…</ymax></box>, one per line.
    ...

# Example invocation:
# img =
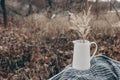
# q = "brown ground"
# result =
<box><xmin>0</xmin><ymin>12</ymin><xmax>120</xmax><ymax>80</ymax></box>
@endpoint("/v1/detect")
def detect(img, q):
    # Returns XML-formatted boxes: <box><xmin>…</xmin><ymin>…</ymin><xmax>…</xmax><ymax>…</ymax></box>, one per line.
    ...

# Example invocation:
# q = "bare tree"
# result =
<box><xmin>110</xmin><ymin>0</ymin><xmax>120</xmax><ymax>20</ymax></box>
<box><xmin>85</xmin><ymin>0</ymin><xmax>88</xmax><ymax>13</ymax></box>
<box><xmin>95</xmin><ymin>0</ymin><xmax>99</xmax><ymax>18</ymax></box>
<box><xmin>1</xmin><ymin>0</ymin><xmax>7</xmax><ymax>27</ymax></box>
<box><xmin>26</xmin><ymin>0</ymin><xmax>32</xmax><ymax>16</ymax></box>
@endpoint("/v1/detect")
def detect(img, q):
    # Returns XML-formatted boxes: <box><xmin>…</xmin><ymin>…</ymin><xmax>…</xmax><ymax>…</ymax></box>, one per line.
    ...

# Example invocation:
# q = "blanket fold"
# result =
<box><xmin>49</xmin><ymin>55</ymin><xmax>120</xmax><ymax>80</ymax></box>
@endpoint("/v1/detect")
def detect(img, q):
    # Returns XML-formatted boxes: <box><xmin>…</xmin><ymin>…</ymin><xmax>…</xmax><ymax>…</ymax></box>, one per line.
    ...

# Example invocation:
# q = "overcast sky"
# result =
<box><xmin>89</xmin><ymin>0</ymin><xmax>120</xmax><ymax>2</ymax></box>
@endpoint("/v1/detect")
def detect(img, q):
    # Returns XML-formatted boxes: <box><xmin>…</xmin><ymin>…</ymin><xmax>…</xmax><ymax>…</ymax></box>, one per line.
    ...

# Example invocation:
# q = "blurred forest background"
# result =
<box><xmin>0</xmin><ymin>0</ymin><xmax>120</xmax><ymax>80</ymax></box>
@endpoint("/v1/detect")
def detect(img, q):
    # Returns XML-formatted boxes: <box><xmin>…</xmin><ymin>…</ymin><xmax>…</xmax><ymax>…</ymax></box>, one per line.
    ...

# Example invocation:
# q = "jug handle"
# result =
<box><xmin>90</xmin><ymin>42</ymin><xmax>98</xmax><ymax>60</ymax></box>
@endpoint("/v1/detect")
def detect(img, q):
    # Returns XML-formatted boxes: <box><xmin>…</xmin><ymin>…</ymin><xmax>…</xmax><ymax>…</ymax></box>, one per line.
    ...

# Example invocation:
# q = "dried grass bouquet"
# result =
<box><xmin>69</xmin><ymin>6</ymin><xmax>92</xmax><ymax>42</ymax></box>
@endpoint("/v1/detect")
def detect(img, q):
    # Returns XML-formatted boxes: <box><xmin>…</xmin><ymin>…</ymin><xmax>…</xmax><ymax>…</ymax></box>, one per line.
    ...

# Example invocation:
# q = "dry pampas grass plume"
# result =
<box><xmin>68</xmin><ymin>6</ymin><xmax>92</xmax><ymax>42</ymax></box>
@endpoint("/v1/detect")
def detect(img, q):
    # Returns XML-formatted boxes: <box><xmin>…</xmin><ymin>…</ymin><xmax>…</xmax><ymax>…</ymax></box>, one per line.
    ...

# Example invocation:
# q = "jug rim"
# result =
<box><xmin>73</xmin><ymin>40</ymin><xmax>89</xmax><ymax>44</ymax></box>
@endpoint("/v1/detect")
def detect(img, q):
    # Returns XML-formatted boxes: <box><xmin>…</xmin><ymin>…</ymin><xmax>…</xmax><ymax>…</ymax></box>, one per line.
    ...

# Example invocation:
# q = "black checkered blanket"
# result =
<box><xmin>49</xmin><ymin>55</ymin><xmax>120</xmax><ymax>80</ymax></box>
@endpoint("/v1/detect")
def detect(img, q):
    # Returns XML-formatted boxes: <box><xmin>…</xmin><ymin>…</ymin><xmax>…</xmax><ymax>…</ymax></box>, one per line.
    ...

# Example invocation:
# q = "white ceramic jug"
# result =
<box><xmin>72</xmin><ymin>40</ymin><xmax>98</xmax><ymax>70</ymax></box>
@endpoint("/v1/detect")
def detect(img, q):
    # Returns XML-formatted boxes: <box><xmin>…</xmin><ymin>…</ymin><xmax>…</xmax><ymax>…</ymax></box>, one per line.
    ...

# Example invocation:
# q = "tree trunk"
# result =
<box><xmin>1</xmin><ymin>0</ymin><xmax>7</xmax><ymax>27</ymax></box>
<box><xmin>95</xmin><ymin>0</ymin><xmax>99</xmax><ymax>18</ymax></box>
<box><xmin>85</xmin><ymin>0</ymin><xmax>88</xmax><ymax>13</ymax></box>
<box><xmin>110</xmin><ymin>0</ymin><xmax>112</xmax><ymax>11</ymax></box>
<box><xmin>27</xmin><ymin>0</ymin><xmax>32</xmax><ymax>16</ymax></box>
<box><xmin>46</xmin><ymin>0</ymin><xmax>52</xmax><ymax>9</ymax></box>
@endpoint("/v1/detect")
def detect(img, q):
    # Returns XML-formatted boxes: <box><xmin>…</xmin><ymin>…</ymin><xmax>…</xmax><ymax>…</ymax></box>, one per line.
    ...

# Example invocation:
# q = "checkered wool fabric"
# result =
<box><xmin>49</xmin><ymin>55</ymin><xmax>120</xmax><ymax>80</ymax></box>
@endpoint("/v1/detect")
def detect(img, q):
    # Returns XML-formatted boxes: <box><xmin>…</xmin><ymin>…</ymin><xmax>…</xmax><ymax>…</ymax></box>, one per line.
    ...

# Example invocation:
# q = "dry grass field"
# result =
<box><xmin>0</xmin><ymin>11</ymin><xmax>120</xmax><ymax>80</ymax></box>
